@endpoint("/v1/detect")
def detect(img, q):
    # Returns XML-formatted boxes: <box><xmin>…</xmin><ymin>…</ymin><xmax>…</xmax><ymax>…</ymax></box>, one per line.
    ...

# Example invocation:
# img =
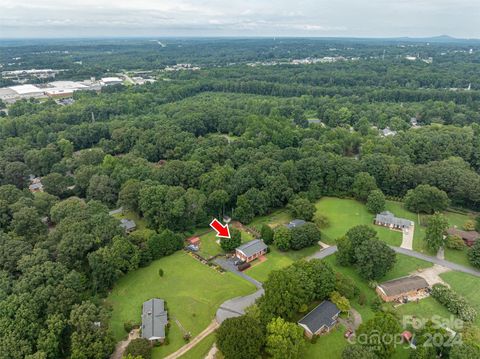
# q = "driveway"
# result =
<box><xmin>391</xmin><ymin>246</ymin><xmax>480</xmax><ymax>277</ymax></box>
<box><xmin>413</xmin><ymin>265</ymin><xmax>451</xmax><ymax>286</ymax></box>
<box><xmin>214</xmin><ymin>257</ymin><xmax>263</xmax><ymax>288</ymax></box>
<box><xmin>163</xmin><ymin>320</ymin><xmax>219</xmax><ymax>359</ymax></box>
<box><xmin>401</xmin><ymin>225</ymin><xmax>414</xmax><ymax>250</ymax></box>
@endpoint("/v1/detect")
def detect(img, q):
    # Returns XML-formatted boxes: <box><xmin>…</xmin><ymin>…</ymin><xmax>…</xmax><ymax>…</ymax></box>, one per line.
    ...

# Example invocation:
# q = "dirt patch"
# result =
<box><xmin>110</xmin><ymin>328</ymin><xmax>140</xmax><ymax>359</ymax></box>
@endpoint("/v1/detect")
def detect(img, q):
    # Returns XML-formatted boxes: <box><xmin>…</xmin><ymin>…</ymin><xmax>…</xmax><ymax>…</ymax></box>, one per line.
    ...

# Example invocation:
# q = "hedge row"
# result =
<box><xmin>431</xmin><ymin>284</ymin><xmax>477</xmax><ymax>322</ymax></box>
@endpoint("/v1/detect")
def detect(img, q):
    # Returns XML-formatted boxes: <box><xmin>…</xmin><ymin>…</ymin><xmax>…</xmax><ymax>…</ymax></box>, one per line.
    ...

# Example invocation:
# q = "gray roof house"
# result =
<box><xmin>375</xmin><ymin>211</ymin><xmax>413</xmax><ymax>229</ymax></box>
<box><xmin>380</xmin><ymin>127</ymin><xmax>397</xmax><ymax>137</ymax></box>
<box><xmin>286</xmin><ymin>219</ymin><xmax>306</xmax><ymax>229</ymax></box>
<box><xmin>235</xmin><ymin>239</ymin><xmax>268</xmax><ymax>262</ymax></box>
<box><xmin>120</xmin><ymin>218</ymin><xmax>136</xmax><ymax>233</ymax></box>
<box><xmin>298</xmin><ymin>301</ymin><xmax>340</xmax><ymax>338</ymax></box>
<box><xmin>141</xmin><ymin>298</ymin><xmax>168</xmax><ymax>341</ymax></box>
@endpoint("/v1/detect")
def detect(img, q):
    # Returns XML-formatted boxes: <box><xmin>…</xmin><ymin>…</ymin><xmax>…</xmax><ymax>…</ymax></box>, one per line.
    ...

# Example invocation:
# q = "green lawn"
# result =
<box><xmin>316</xmin><ymin>197</ymin><xmax>402</xmax><ymax>246</ymax></box>
<box><xmin>303</xmin><ymin>324</ymin><xmax>348</xmax><ymax>359</ymax></box>
<box><xmin>197</xmin><ymin>229</ymin><xmax>253</xmax><ymax>259</ymax></box>
<box><xmin>246</xmin><ymin>245</ymin><xmax>320</xmax><ymax>282</ymax></box>
<box><xmin>106</xmin><ymin>251</ymin><xmax>256</xmax><ymax>358</ymax></box>
<box><xmin>178</xmin><ymin>332</ymin><xmax>216</xmax><ymax>359</ymax></box>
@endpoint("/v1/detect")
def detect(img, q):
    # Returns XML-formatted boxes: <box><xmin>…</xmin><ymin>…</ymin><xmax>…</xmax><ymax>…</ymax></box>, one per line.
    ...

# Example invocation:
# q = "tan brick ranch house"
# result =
<box><xmin>376</xmin><ymin>276</ymin><xmax>429</xmax><ymax>302</ymax></box>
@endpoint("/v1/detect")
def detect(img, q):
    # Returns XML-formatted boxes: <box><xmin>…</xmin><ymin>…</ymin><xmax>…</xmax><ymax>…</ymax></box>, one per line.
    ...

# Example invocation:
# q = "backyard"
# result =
<box><xmin>197</xmin><ymin>229</ymin><xmax>254</xmax><ymax>259</ymax></box>
<box><xmin>106</xmin><ymin>251</ymin><xmax>256</xmax><ymax>358</ymax></box>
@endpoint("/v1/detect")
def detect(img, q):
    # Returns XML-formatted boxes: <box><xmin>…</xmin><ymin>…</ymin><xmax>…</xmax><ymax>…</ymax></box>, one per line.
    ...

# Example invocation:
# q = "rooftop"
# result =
<box><xmin>120</xmin><ymin>218</ymin><xmax>136</xmax><ymax>231</ymax></box>
<box><xmin>9</xmin><ymin>84</ymin><xmax>43</xmax><ymax>95</ymax></box>
<box><xmin>298</xmin><ymin>301</ymin><xmax>340</xmax><ymax>334</ymax></box>
<box><xmin>377</xmin><ymin>275</ymin><xmax>429</xmax><ymax>297</ymax></box>
<box><xmin>236</xmin><ymin>239</ymin><xmax>267</xmax><ymax>258</ymax></box>
<box><xmin>142</xmin><ymin>298</ymin><xmax>168</xmax><ymax>340</ymax></box>
<box><xmin>286</xmin><ymin>219</ymin><xmax>306</xmax><ymax>229</ymax></box>
<box><xmin>375</xmin><ymin>211</ymin><xmax>412</xmax><ymax>228</ymax></box>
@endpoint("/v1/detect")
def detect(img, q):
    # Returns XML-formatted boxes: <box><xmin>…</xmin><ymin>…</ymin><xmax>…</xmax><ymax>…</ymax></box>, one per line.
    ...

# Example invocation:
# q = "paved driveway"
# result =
<box><xmin>214</xmin><ymin>257</ymin><xmax>263</xmax><ymax>288</ymax></box>
<box><xmin>401</xmin><ymin>225</ymin><xmax>414</xmax><ymax>250</ymax></box>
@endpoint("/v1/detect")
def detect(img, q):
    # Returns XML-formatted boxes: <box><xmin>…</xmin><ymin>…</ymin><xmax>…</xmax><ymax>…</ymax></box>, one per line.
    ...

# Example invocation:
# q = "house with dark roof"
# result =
<box><xmin>286</xmin><ymin>219</ymin><xmax>306</xmax><ymax>229</ymax></box>
<box><xmin>235</xmin><ymin>239</ymin><xmax>268</xmax><ymax>263</ymax></box>
<box><xmin>298</xmin><ymin>301</ymin><xmax>340</xmax><ymax>338</ymax></box>
<box><xmin>120</xmin><ymin>218</ymin><xmax>136</xmax><ymax>234</ymax></box>
<box><xmin>141</xmin><ymin>298</ymin><xmax>168</xmax><ymax>342</ymax></box>
<box><xmin>446</xmin><ymin>228</ymin><xmax>480</xmax><ymax>247</ymax></box>
<box><xmin>376</xmin><ymin>276</ymin><xmax>429</xmax><ymax>302</ymax></box>
<box><xmin>374</xmin><ymin>211</ymin><xmax>413</xmax><ymax>230</ymax></box>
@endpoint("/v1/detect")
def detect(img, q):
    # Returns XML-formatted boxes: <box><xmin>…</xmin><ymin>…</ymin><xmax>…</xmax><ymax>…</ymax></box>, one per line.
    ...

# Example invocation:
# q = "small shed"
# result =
<box><xmin>376</xmin><ymin>276</ymin><xmax>429</xmax><ymax>302</ymax></box>
<box><xmin>120</xmin><ymin>218</ymin><xmax>136</xmax><ymax>234</ymax></box>
<box><xmin>298</xmin><ymin>301</ymin><xmax>340</xmax><ymax>338</ymax></box>
<box><xmin>235</xmin><ymin>239</ymin><xmax>268</xmax><ymax>263</ymax></box>
<box><xmin>187</xmin><ymin>236</ymin><xmax>201</xmax><ymax>246</ymax></box>
<box><xmin>286</xmin><ymin>219</ymin><xmax>306</xmax><ymax>229</ymax></box>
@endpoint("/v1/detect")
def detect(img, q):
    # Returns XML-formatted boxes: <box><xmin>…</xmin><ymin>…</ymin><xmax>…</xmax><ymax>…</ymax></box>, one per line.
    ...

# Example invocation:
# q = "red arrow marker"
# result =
<box><xmin>210</xmin><ymin>218</ymin><xmax>230</xmax><ymax>238</ymax></box>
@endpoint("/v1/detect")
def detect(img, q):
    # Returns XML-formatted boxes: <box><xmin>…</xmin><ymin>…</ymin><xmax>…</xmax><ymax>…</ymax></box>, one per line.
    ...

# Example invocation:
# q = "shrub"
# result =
<box><xmin>261</xmin><ymin>224</ymin><xmax>274</xmax><ymax>245</ymax></box>
<box><xmin>371</xmin><ymin>296</ymin><xmax>383</xmax><ymax>312</ymax></box>
<box><xmin>313</xmin><ymin>213</ymin><xmax>330</xmax><ymax>229</ymax></box>
<box><xmin>446</xmin><ymin>235</ymin><xmax>465</xmax><ymax>250</ymax></box>
<box><xmin>330</xmin><ymin>291</ymin><xmax>350</xmax><ymax>313</ymax></box>
<box><xmin>359</xmin><ymin>292</ymin><xmax>367</xmax><ymax>306</ymax></box>
<box><xmin>123</xmin><ymin>320</ymin><xmax>138</xmax><ymax>333</ymax></box>
<box><xmin>158</xmin><ymin>268</ymin><xmax>164</xmax><ymax>277</ymax></box>
<box><xmin>464</xmin><ymin>220</ymin><xmax>476</xmax><ymax>231</ymax></box>
<box><xmin>431</xmin><ymin>284</ymin><xmax>477</xmax><ymax>322</ymax></box>
<box><xmin>335</xmin><ymin>272</ymin><xmax>358</xmax><ymax>299</ymax></box>
<box><xmin>125</xmin><ymin>338</ymin><xmax>152</xmax><ymax>359</ymax></box>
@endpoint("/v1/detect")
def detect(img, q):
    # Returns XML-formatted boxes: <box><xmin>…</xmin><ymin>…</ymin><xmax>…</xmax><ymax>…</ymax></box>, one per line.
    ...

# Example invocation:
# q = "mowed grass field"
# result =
<box><xmin>246</xmin><ymin>245</ymin><xmax>319</xmax><ymax>282</ymax></box>
<box><xmin>316</xmin><ymin>197</ymin><xmax>402</xmax><ymax>246</ymax></box>
<box><xmin>106</xmin><ymin>251</ymin><xmax>256</xmax><ymax>358</ymax></box>
<box><xmin>197</xmin><ymin>229</ymin><xmax>253</xmax><ymax>258</ymax></box>
<box><xmin>316</xmin><ymin>197</ymin><xmax>474</xmax><ymax>267</ymax></box>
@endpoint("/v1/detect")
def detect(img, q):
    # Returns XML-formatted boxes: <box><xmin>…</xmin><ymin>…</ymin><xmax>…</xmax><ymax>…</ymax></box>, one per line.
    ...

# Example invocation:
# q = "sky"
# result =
<box><xmin>1</xmin><ymin>0</ymin><xmax>479</xmax><ymax>39</ymax></box>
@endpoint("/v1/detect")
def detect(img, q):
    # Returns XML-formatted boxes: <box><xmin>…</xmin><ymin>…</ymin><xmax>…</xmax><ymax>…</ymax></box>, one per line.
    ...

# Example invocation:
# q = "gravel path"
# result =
<box><xmin>110</xmin><ymin>329</ymin><xmax>140</xmax><ymax>359</ymax></box>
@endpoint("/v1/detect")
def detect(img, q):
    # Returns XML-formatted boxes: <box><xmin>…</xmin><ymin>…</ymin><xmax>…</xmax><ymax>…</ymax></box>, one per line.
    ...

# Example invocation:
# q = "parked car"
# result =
<box><xmin>234</xmin><ymin>258</ymin><xmax>245</xmax><ymax>266</ymax></box>
<box><xmin>344</xmin><ymin>329</ymin><xmax>353</xmax><ymax>338</ymax></box>
<box><xmin>186</xmin><ymin>244</ymin><xmax>199</xmax><ymax>252</ymax></box>
<box><xmin>237</xmin><ymin>262</ymin><xmax>251</xmax><ymax>271</ymax></box>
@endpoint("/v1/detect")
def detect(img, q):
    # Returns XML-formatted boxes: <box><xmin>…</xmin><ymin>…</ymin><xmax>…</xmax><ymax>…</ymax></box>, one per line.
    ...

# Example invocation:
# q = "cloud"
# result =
<box><xmin>0</xmin><ymin>0</ymin><xmax>478</xmax><ymax>38</ymax></box>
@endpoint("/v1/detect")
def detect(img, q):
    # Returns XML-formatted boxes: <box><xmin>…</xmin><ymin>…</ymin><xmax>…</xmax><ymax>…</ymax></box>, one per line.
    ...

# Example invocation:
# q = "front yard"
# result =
<box><xmin>106</xmin><ymin>251</ymin><xmax>256</xmax><ymax>358</ymax></box>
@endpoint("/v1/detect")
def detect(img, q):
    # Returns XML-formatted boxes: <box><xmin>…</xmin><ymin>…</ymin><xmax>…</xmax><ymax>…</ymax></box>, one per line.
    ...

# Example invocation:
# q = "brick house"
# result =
<box><xmin>376</xmin><ymin>276</ymin><xmax>429</xmax><ymax>302</ymax></box>
<box><xmin>298</xmin><ymin>301</ymin><xmax>340</xmax><ymax>338</ymax></box>
<box><xmin>235</xmin><ymin>239</ymin><xmax>267</xmax><ymax>263</ymax></box>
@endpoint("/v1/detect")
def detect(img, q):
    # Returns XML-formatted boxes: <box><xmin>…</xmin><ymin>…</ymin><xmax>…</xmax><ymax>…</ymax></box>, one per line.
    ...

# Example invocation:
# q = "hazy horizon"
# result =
<box><xmin>1</xmin><ymin>0</ymin><xmax>479</xmax><ymax>39</ymax></box>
